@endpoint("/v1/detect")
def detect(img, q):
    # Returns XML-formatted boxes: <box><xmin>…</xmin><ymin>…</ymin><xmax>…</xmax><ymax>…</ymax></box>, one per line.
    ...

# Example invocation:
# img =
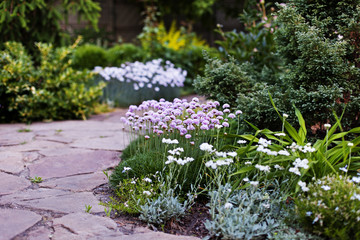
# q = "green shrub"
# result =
<box><xmin>72</xmin><ymin>44</ymin><xmax>107</xmax><ymax>69</ymax></box>
<box><xmin>295</xmin><ymin>175</ymin><xmax>360</xmax><ymax>240</ymax></box>
<box><xmin>0</xmin><ymin>39</ymin><xmax>104</xmax><ymax>123</ymax></box>
<box><xmin>194</xmin><ymin>55</ymin><xmax>252</xmax><ymax>106</ymax></box>
<box><xmin>275</xmin><ymin>0</ymin><xmax>360</xmax><ymax>131</ymax></box>
<box><xmin>106</xmin><ymin>43</ymin><xmax>145</xmax><ymax>66</ymax></box>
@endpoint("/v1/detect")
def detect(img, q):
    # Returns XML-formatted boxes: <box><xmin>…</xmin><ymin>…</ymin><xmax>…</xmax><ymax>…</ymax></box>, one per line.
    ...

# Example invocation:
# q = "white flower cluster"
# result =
<box><xmin>168</xmin><ymin>147</ymin><xmax>184</xmax><ymax>156</ymax></box>
<box><xmin>94</xmin><ymin>59</ymin><xmax>186</xmax><ymax>91</ymax></box>
<box><xmin>288</xmin><ymin>142</ymin><xmax>315</xmax><ymax>153</ymax></box>
<box><xmin>200</xmin><ymin>143</ymin><xmax>214</xmax><ymax>153</ymax></box>
<box><xmin>255</xmin><ymin>164</ymin><xmax>271</xmax><ymax>173</ymax></box>
<box><xmin>205</xmin><ymin>158</ymin><xmax>234</xmax><ymax>169</ymax></box>
<box><xmin>256</xmin><ymin>137</ymin><xmax>287</xmax><ymax>156</ymax></box>
<box><xmin>165</xmin><ymin>155</ymin><xmax>194</xmax><ymax>165</ymax></box>
<box><xmin>289</xmin><ymin>158</ymin><xmax>309</xmax><ymax>176</ymax></box>
<box><xmin>351</xmin><ymin>193</ymin><xmax>360</xmax><ymax>201</ymax></box>
<box><xmin>215</xmin><ymin>151</ymin><xmax>237</xmax><ymax>158</ymax></box>
<box><xmin>162</xmin><ymin>138</ymin><xmax>179</xmax><ymax>144</ymax></box>
<box><xmin>298</xmin><ymin>180</ymin><xmax>309</xmax><ymax>192</ymax></box>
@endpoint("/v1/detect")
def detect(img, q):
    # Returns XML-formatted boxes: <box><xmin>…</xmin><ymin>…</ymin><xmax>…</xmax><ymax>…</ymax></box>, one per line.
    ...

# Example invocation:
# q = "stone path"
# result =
<box><xmin>0</xmin><ymin>109</ymin><xmax>199</xmax><ymax>240</ymax></box>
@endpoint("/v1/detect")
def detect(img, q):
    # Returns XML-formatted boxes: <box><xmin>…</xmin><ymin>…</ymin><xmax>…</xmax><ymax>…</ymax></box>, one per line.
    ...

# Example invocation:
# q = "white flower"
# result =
<box><xmin>227</xmin><ymin>152</ymin><xmax>237</xmax><ymax>157</ymax></box>
<box><xmin>243</xmin><ymin>177</ymin><xmax>249</xmax><ymax>182</ymax></box>
<box><xmin>237</xmin><ymin>140</ymin><xmax>247</xmax><ymax>144</ymax></box>
<box><xmin>283</xmin><ymin>113</ymin><xmax>289</xmax><ymax>118</ymax></box>
<box><xmin>250</xmin><ymin>181</ymin><xmax>259</xmax><ymax>186</ymax></box>
<box><xmin>351</xmin><ymin>176</ymin><xmax>360</xmax><ymax>183</ymax></box>
<box><xmin>162</xmin><ymin>138</ymin><xmax>179</xmax><ymax>144</ymax></box>
<box><xmin>306</xmin><ymin>211</ymin><xmax>312</xmax><ymax>216</ymax></box>
<box><xmin>348</xmin><ymin>142</ymin><xmax>354</xmax><ymax>147</ymax></box>
<box><xmin>143</xmin><ymin>191</ymin><xmax>151</xmax><ymax>196</ymax></box>
<box><xmin>274</xmin><ymin>164</ymin><xmax>284</xmax><ymax>170</ymax></box>
<box><xmin>351</xmin><ymin>193</ymin><xmax>360</xmax><ymax>201</ymax></box>
<box><xmin>122</xmin><ymin>167</ymin><xmax>131</xmax><ymax>173</ymax></box>
<box><xmin>293</xmin><ymin>158</ymin><xmax>309</xmax><ymax>169</ymax></box>
<box><xmin>131</xmin><ymin>181</ymin><xmax>136</xmax><ymax>184</ymax></box>
<box><xmin>244</xmin><ymin>161</ymin><xmax>252</xmax><ymax>165</ymax></box>
<box><xmin>255</xmin><ymin>164</ymin><xmax>271</xmax><ymax>173</ymax></box>
<box><xmin>338</xmin><ymin>35</ymin><xmax>344</xmax><ymax>40</ymax></box>
<box><xmin>275</xmin><ymin>133</ymin><xmax>286</xmax><ymax>137</ymax></box>
<box><xmin>224</xmin><ymin>202</ymin><xmax>233</xmax><ymax>209</ymax></box>
<box><xmin>298</xmin><ymin>180</ymin><xmax>309</xmax><ymax>192</ymax></box>
<box><xmin>200</xmin><ymin>143</ymin><xmax>214</xmax><ymax>152</ymax></box>
<box><xmin>321</xmin><ymin>185</ymin><xmax>331</xmax><ymax>191</ymax></box>
<box><xmin>262</xmin><ymin>203</ymin><xmax>270</xmax><ymax>209</ymax></box>
<box><xmin>289</xmin><ymin>167</ymin><xmax>301</xmax><ymax>176</ymax></box>
<box><xmin>258</xmin><ymin>137</ymin><xmax>271</xmax><ymax>147</ymax></box>
<box><xmin>278</xmin><ymin>150</ymin><xmax>290</xmax><ymax>156</ymax></box>
<box><xmin>143</xmin><ymin>177</ymin><xmax>152</xmax><ymax>183</ymax></box>
<box><xmin>324</xmin><ymin>123</ymin><xmax>331</xmax><ymax>129</ymax></box>
<box><xmin>339</xmin><ymin>165</ymin><xmax>348</xmax><ymax>173</ymax></box>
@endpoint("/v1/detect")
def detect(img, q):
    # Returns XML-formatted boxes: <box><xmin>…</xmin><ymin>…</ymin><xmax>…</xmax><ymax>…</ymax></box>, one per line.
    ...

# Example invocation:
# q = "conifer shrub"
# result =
<box><xmin>275</xmin><ymin>0</ymin><xmax>360</xmax><ymax>131</ymax></box>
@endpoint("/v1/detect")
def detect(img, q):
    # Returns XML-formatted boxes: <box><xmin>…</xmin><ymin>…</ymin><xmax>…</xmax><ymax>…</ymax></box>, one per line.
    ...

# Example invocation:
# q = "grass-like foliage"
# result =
<box><xmin>226</xmin><ymin>96</ymin><xmax>360</xmax><ymax>194</ymax></box>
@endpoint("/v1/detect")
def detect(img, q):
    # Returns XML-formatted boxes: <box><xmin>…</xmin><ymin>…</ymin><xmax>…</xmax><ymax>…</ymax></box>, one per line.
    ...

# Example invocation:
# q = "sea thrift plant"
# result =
<box><xmin>121</xmin><ymin>97</ymin><xmax>239</xmax><ymax>143</ymax></box>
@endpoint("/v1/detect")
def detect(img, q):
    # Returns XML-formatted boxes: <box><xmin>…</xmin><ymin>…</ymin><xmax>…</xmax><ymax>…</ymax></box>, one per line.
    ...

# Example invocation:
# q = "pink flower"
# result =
<box><xmin>185</xmin><ymin>134</ymin><xmax>191</xmax><ymax>139</ymax></box>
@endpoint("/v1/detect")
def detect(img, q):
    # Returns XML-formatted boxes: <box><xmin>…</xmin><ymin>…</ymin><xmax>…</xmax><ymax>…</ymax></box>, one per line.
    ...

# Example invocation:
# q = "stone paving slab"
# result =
<box><xmin>39</xmin><ymin>172</ymin><xmax>107</xmax><ymax>192</ymax></box>
<box><xmin>0</xmin><ymin>208</ymin><xmax>42</xmax><ymax>240</ymax></box>
<box><xmin>0</xmin><ymin>172</ymin><xmax>30</xmax><ymax>196</ymax></box>
<box><xmin>52</xmin><ymin>213</ymin><xmax>124</xmax><ymax>240</ymax></box>
<box><xmin>0</xmin><ymin>189</ymin><xmax>104</xmax><ymax>214</ymax></box>
<box><xmin>28</xmin><ymin>150</ymin><xmax>119</xmax><ymax>179</ymax></box>
<box><xmin>0</xmin><ymin>151</ymin><xmax>25</xmax><ymax>173</ymax></box>
<box><xmin>0</xmin><ymin>131</ymin><xmax>35</xmax><ymax>147</ymax></box>
<box><xmin>70</xmin><ymin>135</ymin><xmax>130</xmax><ymax>151</ymax></box>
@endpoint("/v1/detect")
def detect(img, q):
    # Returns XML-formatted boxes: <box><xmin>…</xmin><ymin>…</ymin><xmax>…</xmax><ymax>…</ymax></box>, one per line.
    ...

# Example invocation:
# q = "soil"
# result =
<box><xmin>94</xmin><ymin>183</ymin><xmax>211</xmax><ymax>238</ymax></box>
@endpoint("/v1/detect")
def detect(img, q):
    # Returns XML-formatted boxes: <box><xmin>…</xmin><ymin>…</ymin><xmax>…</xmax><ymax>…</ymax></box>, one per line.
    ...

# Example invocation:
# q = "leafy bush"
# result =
<box><xmin>106</xmin><ymin>43</ymin><xmax>146</xmax><ymax>66</ymax></box>
<box><xmin>275</xmin><ymin>0</ymin><xmax>360</xmax><ymax>131</ymax></box>
<box><xmin>0</xmin><ymin>39</ymin><xmax>104</xmax><ymax>122</ymax></box>
<box><xmin>295</xmin><ymin>175</ymin><xmax>360</xmax><ymax>240</ymax></box>
<box><xmin>194</xmin><ymin>55</ymin><xmax>287</xmax><ymax>131</ymax></box>
<box><xmin>216</xmin><ymin>0</ymin><xmax>281</xmax><ymax>74</ymax></box>
<box><xmin>72</xmin><ymin>44</ymin><xmax>107</xmax><ymax>69</ymax></box>
<box><xmin>194</xmin><ymin>55</ymin><xmax>252</xmax><ymax>106</ymax></box>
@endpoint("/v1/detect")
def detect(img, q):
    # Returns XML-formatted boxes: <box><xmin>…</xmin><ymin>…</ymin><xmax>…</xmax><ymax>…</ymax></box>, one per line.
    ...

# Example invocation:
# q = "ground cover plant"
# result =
<box><xmin>0</xmin><ymin>38</ymin><xmax>104</xmax><ymax>122</ymax></box>
<box><xmin>106</xmin><ymin>95</ymin><xmax>360</xmax><ymax>239</ymax></box>
<box><xmin>93</xmin><ymin>59</ymin><xmax>186</xmax><ymax>107</ymax></box>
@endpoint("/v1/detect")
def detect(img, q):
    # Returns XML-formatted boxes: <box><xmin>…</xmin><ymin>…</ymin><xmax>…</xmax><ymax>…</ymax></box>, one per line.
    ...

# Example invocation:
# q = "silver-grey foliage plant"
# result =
<box><xmin>204</xmin><ymin>183</ymin><xmax>284</xmax><ymax>240</ymax></box>
<box><xmin>139</xmin><ymin>189</ymin><xmax>188</xmax><ymax>225</ymax></box>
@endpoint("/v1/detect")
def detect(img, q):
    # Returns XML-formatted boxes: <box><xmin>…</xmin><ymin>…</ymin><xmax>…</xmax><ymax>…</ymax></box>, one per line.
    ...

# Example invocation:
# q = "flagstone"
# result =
<box><xmin>28</xmin><ymin>150</ymin><xmax>119</xmax><ymax>179</ymax></box>
<box><xmin>0</xmin><ymin>208</ymin><xmax>41</xmax><ymax>240</ymax></box>
<box><xmin>0</xmin><ymin>188</ymin><xmax>104</xmax><ymax>214</ymax></box>
<box><xmin>0</xmin><ymin>172</ymin><xmax>30</xmax><ymax>195</ymax></box>
<box><xmin>39</xmin><ymin>172</ymin><xmax>107</xmax><ymax>192</ymax></box>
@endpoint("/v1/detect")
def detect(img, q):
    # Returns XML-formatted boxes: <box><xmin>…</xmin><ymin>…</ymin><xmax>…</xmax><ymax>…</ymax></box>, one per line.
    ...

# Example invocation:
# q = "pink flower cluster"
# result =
<box><xmin>121</xmin><ymin>97</ymin><xmax>242</xmax><ymax>139</ymax></box>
